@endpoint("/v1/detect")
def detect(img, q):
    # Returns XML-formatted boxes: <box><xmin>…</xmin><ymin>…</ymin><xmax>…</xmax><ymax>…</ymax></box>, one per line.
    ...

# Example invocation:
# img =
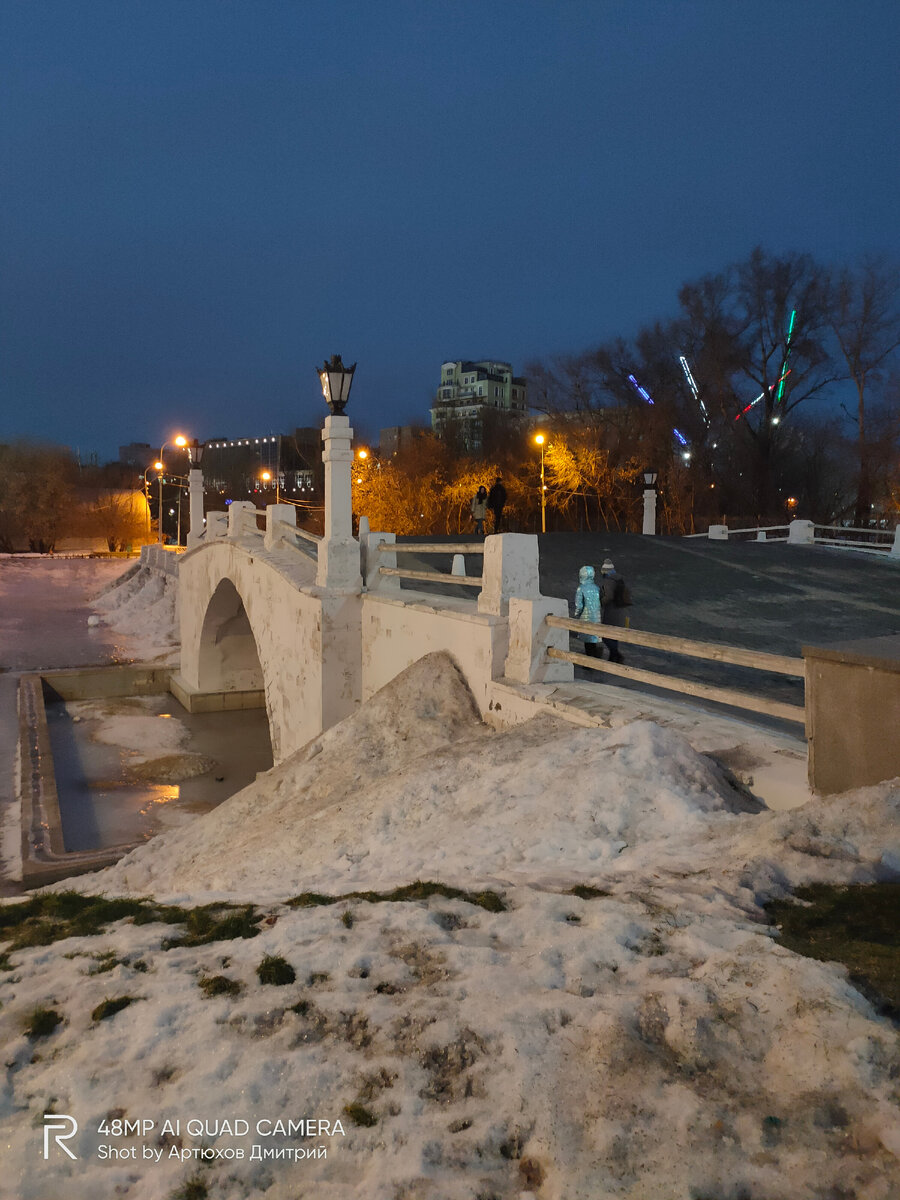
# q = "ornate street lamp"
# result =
<box><xmin>186</xmin><ymin>439</ymin><xmax>206</xmax><ymax>548</ymax></box>
<box><xmin>317</xmin><ymin>354</ymin><xmax>356</xmax><ymax>415</ymax></box>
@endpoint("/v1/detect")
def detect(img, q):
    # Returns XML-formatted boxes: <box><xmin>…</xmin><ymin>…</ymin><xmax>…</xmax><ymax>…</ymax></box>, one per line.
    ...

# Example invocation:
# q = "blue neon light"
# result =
<box><xmin>673</xmin><ymin>428</ymin><xmax>688</xmax><ymax>446</ymax></box>
<box><xmin>628</xmin><ymin>374</ymin><xmax>654</xmax><ymax>404</ymax></box>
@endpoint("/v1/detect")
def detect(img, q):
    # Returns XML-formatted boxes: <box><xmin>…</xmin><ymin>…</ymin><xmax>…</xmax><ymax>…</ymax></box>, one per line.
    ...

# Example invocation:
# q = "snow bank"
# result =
<box><xmin>91</xmin><ymin>565</ymin><xmax>179</xmax><ymax>662</ymax></box>
<box><xmin>78</xmin><ymin>654</ymin><xmax>763</xmax><ymax>905</ymax></box>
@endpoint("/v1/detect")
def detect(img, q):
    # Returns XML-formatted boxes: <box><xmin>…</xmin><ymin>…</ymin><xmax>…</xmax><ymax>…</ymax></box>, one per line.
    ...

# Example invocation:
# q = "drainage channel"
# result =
<box><xmin>19</xmin><ymin>665</ymin><xmax>272</xmax><ymax>886</ymax></box>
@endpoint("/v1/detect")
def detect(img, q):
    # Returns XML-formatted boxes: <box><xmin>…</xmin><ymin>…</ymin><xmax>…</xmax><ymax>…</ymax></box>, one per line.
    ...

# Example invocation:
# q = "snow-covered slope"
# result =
<box><xmin>2</xmin><ymin>653</ymin><xmax>899</xmax><ymax>1199</ymax></box>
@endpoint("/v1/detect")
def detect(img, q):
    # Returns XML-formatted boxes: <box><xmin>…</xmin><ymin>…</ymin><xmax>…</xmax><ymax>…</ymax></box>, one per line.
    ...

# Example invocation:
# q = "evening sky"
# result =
<box><xmin>1</xmin><ymin>0</ymin><xmax>898</xmax><ymax>461</ymax></box>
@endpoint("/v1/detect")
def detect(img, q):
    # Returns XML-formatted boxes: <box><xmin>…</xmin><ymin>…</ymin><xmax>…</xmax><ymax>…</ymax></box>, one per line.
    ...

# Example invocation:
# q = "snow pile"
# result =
<box><xmin>81</xmin><ymin>655</ymin><xmax>764</xmax><ymax>905</ymax></box>
<box><xmin>91</xmin><ymin>565</ymin><xmax>179</xmax><ymax>662</ymax></box>
<box><xmin>2</xmin><ymin>654</ymin><xmax>900</xmax><ymax>1198</ymax></box>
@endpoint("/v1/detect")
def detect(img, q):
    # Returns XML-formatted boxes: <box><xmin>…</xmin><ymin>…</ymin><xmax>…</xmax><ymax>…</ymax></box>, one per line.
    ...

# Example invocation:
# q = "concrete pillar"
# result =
<box><xmin>227</xmin><ymin>501</ymin><xmax>257</xmax><ymax>539</ymax></box>
<box><xmin>316</xmin><ymin>415</ymin><xmax>362</xmax><ymax>592</ymax></box>
<box><xmin>788</xmin><ymin>519</ymin><xmax>815</xmax><ymax>545</ymax></box>
<box><xmin>478</xmin><ymin>533</ymin><xmax>541</xmax><ymax>616</ymax></box>
<box><xmin>756</xmin><ymin>530</ymin><xmax>767</xmax><ymax>541</ymax></box>
<box><xmin>205</xmin><ymin>511</ymin><xmax>227</xmax><ymax>539</ymax></box>
<box><xmin>451</xmin><ymin>554</ymin><xmax>466</xmax><ymax>577</ymax></box>
<box><xmin>504</xmin><ymin>597</ymin><xmax>574</xmax><ymax>684</ymax></box>
<box><xmin>264</xmin><ymin>504</ymin><xmax>300</xmax><ymax>551</ymax></box>
<box><xmin>642</xmin><ymin>486</ymin><xmax>657</xmax><ymax>535</ymax></box>
<box><xmin>891</xmin><ymin>526</ymin><xmax>900</xmax><ymax>558</ymax></box>
<box><xmin>708</xmin><ymin>525</ymin><xmax>729</xmax><ymax>540</ymax></box>
<box><xmin>186</xmin><ymin>467</ymin><xmax>205</xmax><ymax>548</ymax></box>
<box><xmin>364</xmin><ymin>531</ymin><xmax>399</xmax><ymax>591</ymax></box>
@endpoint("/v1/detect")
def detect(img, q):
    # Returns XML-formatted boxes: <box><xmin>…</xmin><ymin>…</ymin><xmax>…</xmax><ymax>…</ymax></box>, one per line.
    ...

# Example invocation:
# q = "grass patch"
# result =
<box><xmin>197</xmin><ymin>974</ymin><xmax>242</xmax><ymax>999</ymax></box>
<box><xmin>170</xmin><ymin>1178</ymin><xmax>208</xmax><ymax>1200</ymax></box>
<box><xmin>91</xmin><ymin>996</ymin><xmax>137</xmax><ymax>1022</ymax></box>
<box><xmin>0</xmin><ymin>892</ymin><xmax>262</xmax><ymax>956</ymax></box>
<box><xmin>343</xmin><ymin>1102</ymin><xmax>377</xmax><ymax>1128</ymax></box>
<box><xmin>287</xmin><ymin>880</ymin><xmax>506</xmax><ymax>913</ymax></box>
<box><xmin>766</xmin><ymin>883</ymin><xmax>900</xmax><ymax>1019</ymax></box>
<box><xmin>256</xmin><ymin>955</ymin><xmax>296</xmax><ymax>986</ymax></box>
<box><xmin>567</xmin><ymin>885</ymin><xmax>611</xmax><ymax>900</ymax></box>
<box><xmin>159</xmin><ymin>904</ymin><xmax>260</xmax><ymax>950</ymax></box>
<box><xmin>25</xmin><ymin>1006</ymin><xmax>63</xmax><ymax>1039</ymax></box>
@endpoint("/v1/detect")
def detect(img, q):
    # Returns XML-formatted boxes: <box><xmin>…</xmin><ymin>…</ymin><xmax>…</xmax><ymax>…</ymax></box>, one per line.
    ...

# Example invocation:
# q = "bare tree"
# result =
<box><xmin>828</xmin><ymin>258</ymin><xmax>900</xmax><ymax>524</ymax></box>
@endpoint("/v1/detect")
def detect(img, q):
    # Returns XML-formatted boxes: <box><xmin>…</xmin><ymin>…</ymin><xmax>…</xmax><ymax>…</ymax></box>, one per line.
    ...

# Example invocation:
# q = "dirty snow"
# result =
<box><xmin>91</xmin><ymin>564</ymin><xmax>180</xmax><ymax>664</ymax></box>
<box><xmin>2</xmin><ymin>653</ymin><xmax>899</xmax><ymax>1199</ymax></box>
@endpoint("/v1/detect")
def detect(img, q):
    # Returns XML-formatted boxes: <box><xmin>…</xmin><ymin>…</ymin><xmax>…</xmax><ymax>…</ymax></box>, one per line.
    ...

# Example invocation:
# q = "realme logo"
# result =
<box><xmin>43</xmin><ymin>1114</ymin><xmax>78</xmax><ymax>1160</ymax></box>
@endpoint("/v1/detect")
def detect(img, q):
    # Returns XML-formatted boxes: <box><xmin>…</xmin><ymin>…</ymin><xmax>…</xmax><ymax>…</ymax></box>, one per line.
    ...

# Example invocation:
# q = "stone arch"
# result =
<box><xmin>197</xmin><ymin>577</ymin><xmax>265</xmax><ymax>694</ymax></box>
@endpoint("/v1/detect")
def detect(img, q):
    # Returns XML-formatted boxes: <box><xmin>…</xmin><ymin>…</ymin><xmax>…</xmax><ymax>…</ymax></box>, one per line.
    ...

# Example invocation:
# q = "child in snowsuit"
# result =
<box><xmin>573</xmin><ymin>564</ymin><xmax>602</xmax><ymax>658</ymax></box>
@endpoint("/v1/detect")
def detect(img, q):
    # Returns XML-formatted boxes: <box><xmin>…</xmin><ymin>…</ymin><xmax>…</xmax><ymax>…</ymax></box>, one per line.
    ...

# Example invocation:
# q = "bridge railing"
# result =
<box><xmin>544</xmin><ymin>615</ymin><xmax>806</xmax><ymax>725</ymax></box>
<box><xmin>686</xmin><ymin>518</ymin><xmax>899</xmax><ymax>555</ymax></box>
<box><xmin>370</xmin><ymin>541</ymin><xmax>485</xmax><ymax>590</ymax></box>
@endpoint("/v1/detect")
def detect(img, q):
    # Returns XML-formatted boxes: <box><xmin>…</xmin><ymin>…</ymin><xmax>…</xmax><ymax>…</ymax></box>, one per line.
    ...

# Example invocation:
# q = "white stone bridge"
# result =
<box><xmin>159</xmin><ymin>413</ymin><xmax>900</xmax><ymax>796</ymax></box>
<box><xmin>169</xmin><ymin>415</ymin><xmax>571</xmax><ymax>763</ymax></box>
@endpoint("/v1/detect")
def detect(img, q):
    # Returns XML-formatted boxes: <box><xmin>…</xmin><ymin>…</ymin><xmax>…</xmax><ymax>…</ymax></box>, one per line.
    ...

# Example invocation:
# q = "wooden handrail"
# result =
<box><xmin>377</xmin><ymin>566</ymin><xmax>482</xmax><ymax>587</ymax></box>
<box><xmin>274</xmin><ymin>518</ymin><xmax>321</xmax><ymax>545</ymax></box>
<box><xmin>545</xmin><ymin>616</ymin><xmax>804</xmax><ymax>677</ymax></box>
<box><xmin>374</xmin><ymin>541</ymin><xmax>486</xmax><ymax>555</ymax></box>
<box><xmin>546</xmin><ymin>648</ymin><xmax>805</xmax><ymax>725</ymax></box>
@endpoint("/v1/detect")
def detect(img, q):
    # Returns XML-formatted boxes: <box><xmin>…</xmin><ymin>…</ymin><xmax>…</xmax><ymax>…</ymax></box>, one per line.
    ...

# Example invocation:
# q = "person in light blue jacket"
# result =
<box><xmin>573</xmin><ymin>565</ymin><xmax>602</xmax><ymax>658</ymax></box>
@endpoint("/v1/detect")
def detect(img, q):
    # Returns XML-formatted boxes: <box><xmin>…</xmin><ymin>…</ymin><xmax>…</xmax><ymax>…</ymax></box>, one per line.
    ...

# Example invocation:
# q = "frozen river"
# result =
<box><xmin>1</xmin><ymin>558</ymin><xmax>140</xmax><ymax>890</ymax></box>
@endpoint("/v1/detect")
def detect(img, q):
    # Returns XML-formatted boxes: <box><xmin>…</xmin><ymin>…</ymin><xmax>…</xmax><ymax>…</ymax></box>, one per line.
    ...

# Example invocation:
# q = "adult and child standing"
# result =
<box><xmin>470</xmin><ymin>475</ymin><xmax>507</xmax><ymax>534</ymax></box>
<box><xmin>573</xmin><ymin>556</ymin><xmax>632</xmax><ymax>663</ymax></box>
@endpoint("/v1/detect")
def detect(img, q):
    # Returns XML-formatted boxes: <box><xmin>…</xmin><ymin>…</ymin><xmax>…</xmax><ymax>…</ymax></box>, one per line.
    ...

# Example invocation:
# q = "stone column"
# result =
<box><xmin>642</xmin><ymin>485</ymin><xmax>657</xmax><ymax>536</ymax></box>
<box><xmin>186</xmin><ymin>467</ymin><xmax>205</xmax><ymax>548</ymax></box>
<box><xmin>316</xmin><ymin>414</ymin><xmax>362</xmax><ymax>591</ymax></box>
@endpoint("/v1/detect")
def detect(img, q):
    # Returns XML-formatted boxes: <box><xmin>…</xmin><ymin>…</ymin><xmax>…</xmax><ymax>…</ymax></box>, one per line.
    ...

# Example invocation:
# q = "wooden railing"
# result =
<box><xmin>373</xmin><ymin>541</ymin><xmax>484</xmax><ymax>589</ymax></box>
<box><xmin>544</xmin><ymin>615</ymin><xmax>806</xmax><ymax>725</ymax></box>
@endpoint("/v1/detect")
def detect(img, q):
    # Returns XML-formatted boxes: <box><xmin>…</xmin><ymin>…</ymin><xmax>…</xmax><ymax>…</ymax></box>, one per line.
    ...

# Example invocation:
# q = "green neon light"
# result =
<box><xmin>776</xmin><ymin>309</ymin><xmax>797</xmax><ymax>404</ymax></box>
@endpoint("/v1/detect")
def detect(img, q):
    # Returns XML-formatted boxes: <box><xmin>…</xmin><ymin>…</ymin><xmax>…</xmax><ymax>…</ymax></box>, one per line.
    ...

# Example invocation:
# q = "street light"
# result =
<box><xmin>142</xmin><ymin>462</ymin><xmax>163</xmax><ymax>539</ymax></box>
<box><xmin>317</xmin><ymin>354</ymin><xmax>356</xmax><ymax>414</ymax></box>
<box><xmin>534</xmin><ymin>434</ymin><xmax>546</xmax><ymax>533</ymax></box>
<box><xmin>261</xmin><ymin>469</ymin><xmax>280</xmax><ymax>504</ymax></box>
<box><xmin>158</xmin><ymin>434</ymin><xmax>188</xmax><ymax>545</ymax></box>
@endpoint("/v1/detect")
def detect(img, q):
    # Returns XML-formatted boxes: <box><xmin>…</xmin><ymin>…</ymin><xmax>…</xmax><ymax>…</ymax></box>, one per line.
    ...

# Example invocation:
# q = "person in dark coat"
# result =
<box><xmin>487</xmin><ymin>475</ymin><xmax>507</xmax><ymax>532</ymax></box>
<box><xmin>600</xmin><ymin>556</ymin><xmax>628</xmax><ymax>663</ymax></box>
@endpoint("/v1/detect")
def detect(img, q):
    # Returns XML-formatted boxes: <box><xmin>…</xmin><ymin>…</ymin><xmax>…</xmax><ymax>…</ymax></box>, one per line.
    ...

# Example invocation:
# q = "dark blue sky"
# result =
<box><xmin>2</xmin><ymin>0</ymin><xmax>898</xmax><ymax>462</ymax></box>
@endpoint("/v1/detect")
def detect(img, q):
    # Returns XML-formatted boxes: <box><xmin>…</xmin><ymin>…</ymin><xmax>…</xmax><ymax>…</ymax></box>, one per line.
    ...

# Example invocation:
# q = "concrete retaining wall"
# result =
<box><xmin>803</xmin><ymin>635</ymin><xmax>900</xmax><ymax>795</ymax></box>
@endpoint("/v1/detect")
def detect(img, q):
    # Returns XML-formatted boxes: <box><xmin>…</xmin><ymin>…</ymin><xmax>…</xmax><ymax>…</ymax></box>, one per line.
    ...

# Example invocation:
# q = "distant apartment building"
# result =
<box><xmin>430</xmin><ymin>360</ymin><xmax>528</xmax><ymax>454</ymax></box>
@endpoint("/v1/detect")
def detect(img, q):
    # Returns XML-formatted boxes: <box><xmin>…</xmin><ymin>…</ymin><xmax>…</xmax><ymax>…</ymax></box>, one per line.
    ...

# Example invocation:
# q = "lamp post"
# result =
<box><xmin>534</xmin><ymin>434</ymin><xmax>546</xmax><ymax>533</ymax></box>
<box><xmin>158</xmin><ymin>435</ymin><xmax>188</xmax><ymax>545</ymax></box>
<box><xmin>261</xmin><ymin>468</ymin><xmax>279</xmax><ymax>504</ymax></box>
<box><xmin>642</xmin><ymin>469</ymin><xmax>658</xmax><ymax>536</ymax></box>
<box><xmin>186</xmin><ymin>439</ymin><xmax>205</xmax><ymax>549</ymax></box>
<box><xmin>143</xmin><ymin>462</ymin><xmax>163</xmax><ymax>540</ymax></box>
<box><xmin>316</xmin><ymin>354</ymin><xmax>361</xmax><ymax>591</ymax></box>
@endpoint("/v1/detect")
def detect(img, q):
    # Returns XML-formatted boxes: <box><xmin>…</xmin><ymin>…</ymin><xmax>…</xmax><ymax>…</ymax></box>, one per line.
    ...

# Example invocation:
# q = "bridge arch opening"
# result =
<box><xmin>197</xmin><ymin>577</ymin><xmax>265</xmax><ymax>694</ymax></box>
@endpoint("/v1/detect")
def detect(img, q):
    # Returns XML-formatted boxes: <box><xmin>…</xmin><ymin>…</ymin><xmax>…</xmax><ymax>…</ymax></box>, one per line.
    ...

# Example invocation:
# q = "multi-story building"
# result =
<box><xmin>201</xmin><ymin>429</ymin><xmax>320</xmax><ymax>497</ymax></box>
<box><xmin>430</xmin><ymin>360</ymin><xmax>528</xmax><ymax>454</ymax></box>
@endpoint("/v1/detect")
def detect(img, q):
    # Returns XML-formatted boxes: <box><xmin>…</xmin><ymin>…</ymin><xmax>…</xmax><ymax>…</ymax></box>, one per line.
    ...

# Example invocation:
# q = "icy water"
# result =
<box><xmin>45</xmin><ymin>695</ymin><xmax>273</xmax><ymax>852</ymax></box>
